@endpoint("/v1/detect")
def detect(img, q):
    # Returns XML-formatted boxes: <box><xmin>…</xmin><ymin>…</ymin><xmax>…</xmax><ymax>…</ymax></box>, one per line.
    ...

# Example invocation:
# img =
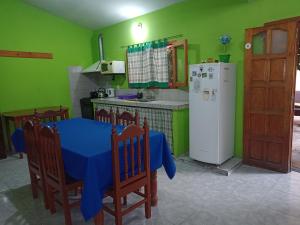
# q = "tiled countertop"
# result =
<box><xmin>91</xmin><ymin>98</ymin><xmax>189</xmax><ymax>110</ymax></box>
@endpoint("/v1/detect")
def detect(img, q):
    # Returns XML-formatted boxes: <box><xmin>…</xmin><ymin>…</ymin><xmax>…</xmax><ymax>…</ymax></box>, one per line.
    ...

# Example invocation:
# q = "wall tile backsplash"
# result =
<box><xmin>68</xmin><ymin>67</ymin><xmax>111</xmax><ymax>117</ymax></box>
<box><xmin>155</xmin><ymin>89</ymin><xmax>188</xmax><ymax>101</ymax></box>
<box><xmin>69</xmin><ymin>66</ymin><xmax>189</xmax><ymax>117</ymax></box>
<box><xmin>115</xmin><ymin>88</ymin><xmax>188</xmax><ymax>101</ymax></box>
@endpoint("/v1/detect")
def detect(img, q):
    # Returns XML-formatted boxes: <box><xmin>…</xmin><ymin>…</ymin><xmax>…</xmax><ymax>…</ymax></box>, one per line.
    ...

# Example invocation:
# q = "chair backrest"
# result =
<box><xmin>35</xmin><ymin>106</ymin><xmax>69</xmax><ymax>122</ymax></box>
<box><xmin>14</xmin><ymin>115</ymin><xmax>35</xmax><ymax>128</ymax></box>
<box><xmin>116</xmin><ymin>109</ymin><xmax>139</xmax><ymax>126</ymax></box>
<box><xmin>95</xmin><ymin>108</ymin><xmax>114</xmax><ymax>123</ymax></box>
<box><xmin>111</xmin><ymin>118</ymin><xmax>150</xmax><ymax>189</ymax></box>
<box><xmin>24</xmin><ymin>120</ymin><xmax>41</xmax><ymax>170</ymax></box>
<box><xmin>39</xmin><ymin>126</ymin><xmax>65</xmax><ymax>186</ymax></box>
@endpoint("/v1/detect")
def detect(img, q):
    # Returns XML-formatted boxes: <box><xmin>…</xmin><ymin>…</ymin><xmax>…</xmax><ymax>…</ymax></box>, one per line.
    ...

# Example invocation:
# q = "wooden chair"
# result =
<box><xmin>103</xmin><ymin>118</ymin><xmax>151</xmax><ymax>225</ymax></box>
<box><xmin>17</xmin><ymin>116</ymin><xmax>36</xmax><ymax>159</ymax></box>
<box><xmin>39</xmin><ymin>125</ymin><xmax>82</xmax><ymax>225</ymax></box>
<box><xmin>23</xmin><ymin>119</ymin><xmax>49</xmax><ymax>209</ymax></box>
<box><xmin>0</xmin><ymin>117</ymin><xmax>6</xmax><ymax>159</ymax></box>
<box><xmin>115</xmin><ymin>109</ymin><xmax>139</xmax><ymax>206</ymax></box>
<box><xmin>35</xmin><ymin>106</ymin><xmax>69</xmax><ymax>122</ymax></box>
<box><xmin>116</xmin><ymin>109</ymin><xmax>139</xmax><ymax>126</ymax></box>
<box><xmin>95</xmin><ymin>108</ymin><xmax>114</xmax><ymax>123</ymax></box>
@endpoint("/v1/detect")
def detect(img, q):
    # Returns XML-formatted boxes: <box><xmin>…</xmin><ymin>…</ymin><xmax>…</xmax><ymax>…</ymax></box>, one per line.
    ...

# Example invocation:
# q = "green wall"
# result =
<box><xmin>0</xmin><ymin>0</ymin><xmax>94</xmax><ymax>114</ymax></box>
<box><xmin>93</xmin><ymin>0</ymin><xmax>300</xmax><ymax>157</ymax></box>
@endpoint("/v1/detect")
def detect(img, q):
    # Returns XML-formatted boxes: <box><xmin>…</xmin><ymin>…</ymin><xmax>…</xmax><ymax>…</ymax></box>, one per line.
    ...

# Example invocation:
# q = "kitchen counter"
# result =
<box><xmin>92</xmin><ymin>97</ymin><xmax>189</xmax><ymax>156</ymax></box>
<box><xmin>91</xmin><ymin>98</ymin><xmax>189</xmax><ymax>110</ymax></box>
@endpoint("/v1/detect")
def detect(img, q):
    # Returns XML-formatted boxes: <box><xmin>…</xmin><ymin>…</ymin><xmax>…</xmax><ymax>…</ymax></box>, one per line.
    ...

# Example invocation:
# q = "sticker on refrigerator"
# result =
<box><xmin>193</xmin><ymin>79</ymin><xmax>201</xmax><ymax>93</ymax></box>
<box><xmin>211</xmin><ymin>89</ymin><xmax>217</xmax><ymax>101</ymax></box>
<box><xmin>202</xmin><ymin>88</ymin><xmax>210</xmax><ymax>101</ymax></box>
<box><xmin>208</xmin><ymin>67</ymin><xmax>214</xmax><ymax>72</ymax></box>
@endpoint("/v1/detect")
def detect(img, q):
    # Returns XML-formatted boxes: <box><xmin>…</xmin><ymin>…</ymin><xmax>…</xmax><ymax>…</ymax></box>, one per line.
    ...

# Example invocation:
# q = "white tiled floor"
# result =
<box><xmin>1</xmin><ymin>155</ymin><xmax>300</xmax><ymax>225</ymax></box>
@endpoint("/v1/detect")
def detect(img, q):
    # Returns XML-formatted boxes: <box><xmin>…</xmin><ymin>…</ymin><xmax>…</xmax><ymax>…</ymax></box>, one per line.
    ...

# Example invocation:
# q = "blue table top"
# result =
<box><xmin>12</xmin><ymin>118</ymin><xmax>176</xmax><ymax>221</ymax></box>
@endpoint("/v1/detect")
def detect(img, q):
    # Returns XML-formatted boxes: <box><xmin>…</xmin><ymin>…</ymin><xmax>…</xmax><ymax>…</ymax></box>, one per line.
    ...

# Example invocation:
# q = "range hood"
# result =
<box><xmin>82</xmin><ymin>34</ymin><xmax>125</xmax><ymax>74</ymax></box>
<box><xmin>82</xmin><ymin>60</ymin><xmax>102</xmax><ymax>73</ymax></box>
<box><xmin>82</xmin><ymin>60</ymin><xmax>125</xmax><ymax>74</ymax></box>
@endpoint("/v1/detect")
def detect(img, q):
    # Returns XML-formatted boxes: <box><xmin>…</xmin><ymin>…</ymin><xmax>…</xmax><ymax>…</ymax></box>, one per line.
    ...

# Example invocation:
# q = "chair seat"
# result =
<box><xmin>65</xmin><ymin>174</ymin><xmax>79</xmax><ymax>184</ymax></box>
<box><xmin>105</xmin><ymin>188</ymin><xmax>114</xmax><ymax>197</ymax></box>
<box><xmin>65</xmin><ymin>174</ymin><xmax>83</xmax><ymax>190</ymax></box>
<box><xmin>105</xmin><ymin>187</ymin><xmax>145</xmax><ymax>199</ymax></box>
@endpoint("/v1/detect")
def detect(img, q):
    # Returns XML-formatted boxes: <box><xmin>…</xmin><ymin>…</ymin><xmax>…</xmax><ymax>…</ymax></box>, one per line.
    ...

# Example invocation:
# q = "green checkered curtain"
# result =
<box><xmin>128</xmin><ymin>40</ymin><xmax>169</xmax><ymax>88</ymax></box>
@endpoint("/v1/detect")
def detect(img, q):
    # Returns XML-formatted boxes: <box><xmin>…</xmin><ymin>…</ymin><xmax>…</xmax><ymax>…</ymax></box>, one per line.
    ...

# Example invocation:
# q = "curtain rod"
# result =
<box><xmin>121</xmin><ymin>34</ymin><xmax>184</xmax><ymax>49</ymax></box>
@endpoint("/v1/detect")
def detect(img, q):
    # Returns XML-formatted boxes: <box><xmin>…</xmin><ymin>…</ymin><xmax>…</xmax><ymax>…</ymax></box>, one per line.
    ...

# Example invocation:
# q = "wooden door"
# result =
<box><xmin>244</xmin><ymin>21</ymin><xmax>299</xmax><ymax>172</ymax></box>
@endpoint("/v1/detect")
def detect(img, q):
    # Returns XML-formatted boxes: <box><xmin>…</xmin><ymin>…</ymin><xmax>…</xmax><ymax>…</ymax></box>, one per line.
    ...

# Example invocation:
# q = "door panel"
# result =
<box><xmin>249</xmin><ymin>140</ymin><xmax>264</xmax><ymax>160</ymax></box>
<box><xmin>266</xmin><ymin>142</ymin><xmax>283</xmax><ymax>164</ymax></box>
<box><xmin>268</xmin><ymin>115</ymin><xmax>284</xmax><ymax>137</ymax></box>
<box><xmin>250</xmin><ymin>114</ymin><xmax>266</xmax><ymax>136</ymax></box>
<box><xmin>250</xmin><ymin>87</ymin><xmax>266</xmax><ymax>110</ymax></box>
<box><xmin>268</xmin><ymin>87</ymin><xmax>285</xmax><ymax>110</ymax></box>
<box><xmin>252</xmin><ymin>59</ymin><xmax>267</xmax><ymax>81</ymax></box>
<box><xmin>269</xmin><ymin>58</ymin><xmax>287</xmax><ymax>81</ymax></box>
<box><xmin>244</xmin><ymin>21</ymin><xmax>298</xmax><ymax>172</ymax></box>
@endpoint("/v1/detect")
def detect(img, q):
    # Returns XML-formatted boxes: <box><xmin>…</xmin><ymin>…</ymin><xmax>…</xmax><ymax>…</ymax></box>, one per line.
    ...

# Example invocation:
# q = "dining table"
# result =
<box><xmin>11</xmin><ymin>118</ymin><xmax>176</xmax><ymax>223</ymax></box>
<box><xmin>2</xmin><ymin>105</ymin><xmax>68</xmax><ymax>158</ymax></box>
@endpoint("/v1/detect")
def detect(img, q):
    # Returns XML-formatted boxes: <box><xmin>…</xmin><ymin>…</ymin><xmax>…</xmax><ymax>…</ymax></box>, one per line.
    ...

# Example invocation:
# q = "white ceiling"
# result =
<box><xmin>23</xmin><ymin>0</ymin><xmax>184</xmax><ymax>29</ymax></box>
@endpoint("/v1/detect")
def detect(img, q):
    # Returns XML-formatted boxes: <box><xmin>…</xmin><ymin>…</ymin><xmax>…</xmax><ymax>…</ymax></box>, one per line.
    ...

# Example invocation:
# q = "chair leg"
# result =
<box><xmin>150</xmin><ymin>171</ymin><xmax>158</xmax><ymax>206</ymax></box>
<box><xmin>144</xmin><ymin>184</ymin><xmax>151</xmax><ymax>219</ymax></box>
<box><xmin>48</xmin><ymin>186</ymin><xmax>56</xmax><ymax>214</ymax></box>
<box><xmin>94</xmin><ymin>209</ymin><xmax>104</xmax><ymax>225</ymax></box>
<box><xmin>62</xmin><ymin>190</ymin><xmax>72</xmax><ymax>225</ymax></box>
<box><xmin>41</xmin><ymin>180</ymin><xmax>49</xmax><ymax>209</ymax></box>
<box><xmin>29</xmin><ymin>172</ymin><xmax>38</xmax><ymax>199</ymax></box>
<box><xmin>114</xmin><ymin>197</ymin><xmax>122</xmax><ymax>225</ymax></box>
<box><xmin>19</xmin><ymin>153</ymin><xmax>23</xmax><ymax>159</ymax></box>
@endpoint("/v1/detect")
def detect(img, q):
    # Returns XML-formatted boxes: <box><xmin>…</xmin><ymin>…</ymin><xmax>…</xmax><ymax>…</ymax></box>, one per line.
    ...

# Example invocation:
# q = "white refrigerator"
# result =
<box><xmin>189</xmin><ymin>63</ymin><xmax>236</xmax><ymax>165</ymax></box>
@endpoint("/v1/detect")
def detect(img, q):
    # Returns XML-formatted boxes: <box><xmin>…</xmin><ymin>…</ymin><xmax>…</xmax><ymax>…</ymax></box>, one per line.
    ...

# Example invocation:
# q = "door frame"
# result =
<box><xmin>243</xmin><ymin>17</ymin><xmax>300</xmax><ymax>173</ymax></box>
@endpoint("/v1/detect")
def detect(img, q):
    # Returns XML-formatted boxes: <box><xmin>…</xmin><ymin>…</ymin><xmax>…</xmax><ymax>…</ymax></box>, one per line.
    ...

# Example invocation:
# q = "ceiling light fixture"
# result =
<box><xmin>137</xmin><ymin>23</ymin><xmax>143</xmax><ymax>30</ymax></box>
<box><xmin>131</xmin><ymin>22</ymin><xmax>147</xmax><ymax>42</ymax></box>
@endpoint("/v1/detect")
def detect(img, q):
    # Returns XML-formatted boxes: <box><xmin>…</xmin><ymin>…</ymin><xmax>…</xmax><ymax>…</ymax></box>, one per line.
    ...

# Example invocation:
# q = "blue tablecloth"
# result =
<box><xmin>12</xmin><ymin>118</ymin><xmax>176</xmax><ymax>221</ymax></box>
